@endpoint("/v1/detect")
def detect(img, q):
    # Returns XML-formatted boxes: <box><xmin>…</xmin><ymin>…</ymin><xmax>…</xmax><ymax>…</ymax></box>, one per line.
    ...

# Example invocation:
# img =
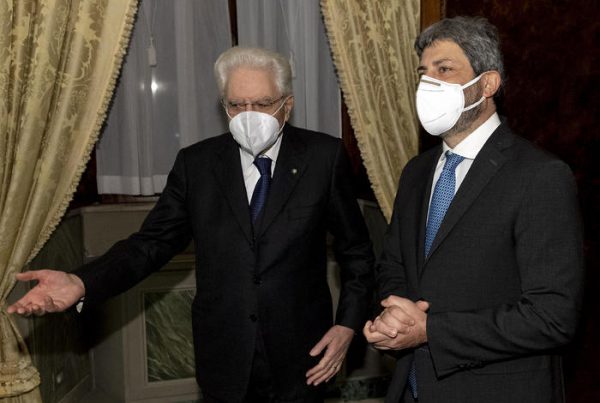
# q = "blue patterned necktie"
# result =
<box><xmin>408</xmin><ymin>152</ymin><xmax>464</xmax><ymax>399</ymax></box>
<box><xmin>424</xmin><ymin>151</ymin><xmax>465</xmax><ymax>257</ymax></box>
<box><xmin>250</xmin><ymin>157</ymin><xmax>272</xmax><ymax>222</ymax></box>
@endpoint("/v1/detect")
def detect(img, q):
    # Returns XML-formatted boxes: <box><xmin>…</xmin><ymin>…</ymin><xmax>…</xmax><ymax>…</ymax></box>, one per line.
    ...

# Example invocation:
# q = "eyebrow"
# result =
<box><xmin>417</xmin><ymin>57</ymin><xmax>455</xmax><ymax>72</ymax></box>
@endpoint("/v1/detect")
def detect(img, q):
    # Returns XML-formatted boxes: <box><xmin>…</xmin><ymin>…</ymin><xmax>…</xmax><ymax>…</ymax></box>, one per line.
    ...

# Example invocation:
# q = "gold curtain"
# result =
<box><xmin>0</xmin><ymin>0</ymin><xmax>138</xmax><ymax>400</ymax></box>
<box><xmin>321</xmin><ymin>0</ymin><xmax>421</xmax><ymax>220</ymax></box>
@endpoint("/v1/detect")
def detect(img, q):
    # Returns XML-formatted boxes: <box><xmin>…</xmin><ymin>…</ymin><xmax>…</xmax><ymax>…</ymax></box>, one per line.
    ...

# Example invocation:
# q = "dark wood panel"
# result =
<box><xmin>421</xmin><ymin>0</ymin><xmax>446</xmax><ymax>29</ymax></box>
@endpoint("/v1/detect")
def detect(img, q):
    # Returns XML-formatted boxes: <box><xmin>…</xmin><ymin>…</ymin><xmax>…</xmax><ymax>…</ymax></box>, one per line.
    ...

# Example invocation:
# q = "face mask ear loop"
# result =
<box><xmin>463</xmin><ymin>96</ymin><xmax>485</xmax><ymax>112</ymax></box>
<box><xmin>271</xmin><ymin>95</ymin><xmax>291</xmax><ymax>134</ymax></box>
<box><xmin>461</xmin><ymin>73</ymin><xmax>483</xmax><ymax>90</ymax></box>
<box><xmin>270</xmin><ymin>95</ymin><xmax>291</xmax><ymax>117</ymax></box>
<box><xmin>225</xmin><ymin>106</ymin><xmax>234</xmax><ymax>120</ymax></box>
<box><xmin>461</xmin><ymin>73</ymin><xmax>485</xmax><ymax>112</ymax></box>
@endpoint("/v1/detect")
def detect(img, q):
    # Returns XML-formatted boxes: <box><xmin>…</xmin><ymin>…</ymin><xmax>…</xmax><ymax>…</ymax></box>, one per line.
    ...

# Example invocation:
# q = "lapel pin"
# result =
<box><xmin>291</xmin><ymin>168</ymin><xmax>298</xmax><ymax>175</ymax></box>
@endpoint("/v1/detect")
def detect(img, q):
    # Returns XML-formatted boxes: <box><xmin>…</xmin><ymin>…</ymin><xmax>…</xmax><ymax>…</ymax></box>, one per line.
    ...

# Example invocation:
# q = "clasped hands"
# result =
<box><xmin>363</xmin><ymin>296</ymin><xmax>429</xmax><ymax>350</ymax></box>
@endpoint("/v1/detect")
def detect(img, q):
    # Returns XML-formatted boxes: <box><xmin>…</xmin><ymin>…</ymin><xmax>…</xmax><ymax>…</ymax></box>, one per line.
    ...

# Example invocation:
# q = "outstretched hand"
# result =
<box><xmin>306</xmin><ymin>325</ymin><xmax>354</xmax><ymax>386</ymax></box>
<box><xmin>6</xmin><ymin>270</ymin><xmax>85</xmax><ymax>316</ymax></box>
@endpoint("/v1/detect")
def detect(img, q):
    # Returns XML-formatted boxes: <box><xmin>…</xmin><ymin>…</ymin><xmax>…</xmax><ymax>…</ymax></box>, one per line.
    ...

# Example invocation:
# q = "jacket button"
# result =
<box><xmin>249</xmin><ymin>314</ymin><xmax>258</xmax><ymax>322</ymax></box>
<box><xmin>253</xmin><ymin>276</ymin><xmax>262</xmax><ymax>285</ymax></box>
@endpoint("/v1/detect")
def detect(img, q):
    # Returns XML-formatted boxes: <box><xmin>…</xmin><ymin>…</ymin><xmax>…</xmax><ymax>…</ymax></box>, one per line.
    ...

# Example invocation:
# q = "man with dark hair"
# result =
<box><xmin>364</xmin><ymin>16</ymin><xmax>584</xmax><ymax>403</ymax></box>
<box><xmin>9</xmin><ymin>46</ymin><xmax>374</xmax><ymax>403</ymax></box>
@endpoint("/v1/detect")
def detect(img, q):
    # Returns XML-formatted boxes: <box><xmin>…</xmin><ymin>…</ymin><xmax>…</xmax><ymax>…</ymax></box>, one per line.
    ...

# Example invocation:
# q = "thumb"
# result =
<box><xmin>381</xmin><ymin>297</ymin><xmax>394</xmax><ymax>308</ymax></box>
<box><xmin>309</xmin><ymin>334</ymin><xmax>330</xmax><ymax>357</ymax></box>
<box><xmin>15</xmin><ymin>271</ymin><xmax>40</xmax><ymax>282</ymax></box>
<box><xmin>416</xmin><ymin>300</ymin><xmax>430</xmax><ymax>312</ymax></box>
<box><xmin>381</xmin><ymin>295</ymin><xmax>405</xmax><ymax>308</ymax></box>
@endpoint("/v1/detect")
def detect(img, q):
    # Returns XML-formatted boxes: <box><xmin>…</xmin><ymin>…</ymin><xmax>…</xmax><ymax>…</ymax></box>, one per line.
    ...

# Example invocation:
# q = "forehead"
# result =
<box><xmin>226</xmin><ymin>67</ymin><xmax>278</xmax><ymax>100</ymax></box>
<box><xmin>420</xmin><ymin>39</ymin><xmax>472</xmax><ymax>68</ymax></box>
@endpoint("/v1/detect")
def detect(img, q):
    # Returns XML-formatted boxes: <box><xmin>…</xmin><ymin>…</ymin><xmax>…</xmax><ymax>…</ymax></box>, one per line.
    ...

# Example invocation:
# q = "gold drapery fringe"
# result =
<box><xmin>0</xmin><ymin>313</ymin><xmax>39</xmax><ymax>398</ymax></box>
<box><xmin>0</xmin><ymin>0</ymin><xmax>139</xmax><ymax>400</ymax></box>
<box><xmin>321</xmin><ymin>0</ymin><xmax>421</xmax><ymax>220</ymax></box>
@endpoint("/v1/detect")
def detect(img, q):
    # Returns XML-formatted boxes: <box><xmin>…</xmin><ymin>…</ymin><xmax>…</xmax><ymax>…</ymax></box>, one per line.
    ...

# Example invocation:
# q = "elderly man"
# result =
<box><xmin>364</xmin><ymin>17</ymin><xmax>584</xmax><ymax>403</ymax></box>
<box><xmin>9</xmin><ymin>46</ymin><xmax>374</xmax><ymax>403</ymax></box>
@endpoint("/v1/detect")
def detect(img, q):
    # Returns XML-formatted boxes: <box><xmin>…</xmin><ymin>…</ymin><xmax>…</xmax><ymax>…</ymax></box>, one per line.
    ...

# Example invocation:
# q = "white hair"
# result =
<box><xmin>214</xmin><ymin>46</ymin><xmax>293</xmax><ymax>98</ymax></box>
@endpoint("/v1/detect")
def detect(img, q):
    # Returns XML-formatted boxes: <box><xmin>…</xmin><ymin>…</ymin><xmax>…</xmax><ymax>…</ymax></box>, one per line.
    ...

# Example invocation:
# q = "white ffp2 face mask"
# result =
<box><xmin>416</xmin><ymin>74</ymin><xmax>485</xmax><ymax>136</ymax></box>
<box><xmin>228</xmin><ymin>101</ymin><xmax>286</xmax><ymax>156</ymax></box>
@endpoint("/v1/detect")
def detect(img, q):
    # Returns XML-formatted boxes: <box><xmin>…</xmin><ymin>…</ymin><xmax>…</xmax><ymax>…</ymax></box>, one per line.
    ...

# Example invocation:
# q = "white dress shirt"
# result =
<box><xmin>239</xmin><ymin>133</ymin><xmax>283</xmax><ymax>203</ymax></box>
<box><xmin>428</xmin><ymin>113</ymin><xmax>502</xmax><ymax>211</ymax></box>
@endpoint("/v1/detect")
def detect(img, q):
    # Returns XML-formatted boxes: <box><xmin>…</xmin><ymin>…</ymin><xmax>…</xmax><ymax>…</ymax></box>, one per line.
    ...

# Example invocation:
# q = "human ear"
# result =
<box><xmin>284</xmin><ymin>96</ymin><xmax>294</xmax><ymax>121</ymax></box>
<box><xmin>482</xmin><ymin>71</ymin><xmax>501</xmax><ymax>98</ymax></box>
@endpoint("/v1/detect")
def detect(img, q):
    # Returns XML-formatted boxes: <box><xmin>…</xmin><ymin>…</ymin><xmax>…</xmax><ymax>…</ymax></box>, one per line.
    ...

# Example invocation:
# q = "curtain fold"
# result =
<box><xmin>320</xmin><ymin>0</ymin><xmax>421</xmax><ymax>220</ymax></box>
<box><xmin>236</xmin><ymin>0</ymin><xmax>342</xmax><ymax>138</ymax></box>
<box><xmin>0</xmin><ymin>0</ymin><xmax>138</xmax><ymax>400</ymax></box>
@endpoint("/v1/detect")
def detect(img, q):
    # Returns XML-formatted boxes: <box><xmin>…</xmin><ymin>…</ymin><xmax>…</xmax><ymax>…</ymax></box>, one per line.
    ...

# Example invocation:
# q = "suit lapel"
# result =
<box><xmin>424</xmin><ymin>125</ymin><xmax>513</xmax><ymax>263</ymax></box>
<box><xmin>255</xmin><ymin>126</ymin><xmax>307</xmax><ymax>237</ymax></box>
<box><xmin>212</xmin><ymin>136</ymin><xmax>254</xmax><ymax>244</ymax></box>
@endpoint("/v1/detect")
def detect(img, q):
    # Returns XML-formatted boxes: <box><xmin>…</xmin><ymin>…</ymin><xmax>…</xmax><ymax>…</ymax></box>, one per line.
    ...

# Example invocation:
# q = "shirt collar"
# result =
<box><xmin>239</xmin><ymin>130</ymin><xmax>284</xmax><ymax>170</ymax></box>
<box><xmin>443</xmin><ymin>112</ymin><xmax>501</xmax><ymax>160</ymax></box>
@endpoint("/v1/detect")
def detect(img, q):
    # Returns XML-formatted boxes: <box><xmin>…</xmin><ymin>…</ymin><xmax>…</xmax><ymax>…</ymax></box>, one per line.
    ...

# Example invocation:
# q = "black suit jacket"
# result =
<box><xmin>377</xmin><ymin>123</ymin><xmax>584</xmax><ymax>403</ymax></box>
<box><xmin>76</xmin><ymin>125</ymin><xmax>374</xmax><ymax>401</ymax></box>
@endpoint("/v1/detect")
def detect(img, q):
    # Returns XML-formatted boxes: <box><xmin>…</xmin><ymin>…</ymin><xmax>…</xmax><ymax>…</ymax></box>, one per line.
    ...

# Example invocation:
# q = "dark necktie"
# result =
<box><xmin>249</xmin><ymin>157</ymin><xmax>272</xmax><ymax>222</ymax></box>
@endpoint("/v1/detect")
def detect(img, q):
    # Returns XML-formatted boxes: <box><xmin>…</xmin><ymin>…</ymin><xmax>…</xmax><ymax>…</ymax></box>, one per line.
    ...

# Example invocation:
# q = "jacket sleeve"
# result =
<box><xmin>75</xmin><ymin>150</ymin><xmax>193</xmax><ymax>307</ymax></box>
<box><xmin>426</xmin><ymin>159</ymin><xmax>585</xmax><ymax>377</ymax></box>
<box><xmin>374</xmin><ymin>161</ymin><xmax>416</xmax><ymax>303</ymax></box>
<box><xmin>326</xmin><ymin>142</ymin><xmax>375</xmax><ymax>332</ymax></box>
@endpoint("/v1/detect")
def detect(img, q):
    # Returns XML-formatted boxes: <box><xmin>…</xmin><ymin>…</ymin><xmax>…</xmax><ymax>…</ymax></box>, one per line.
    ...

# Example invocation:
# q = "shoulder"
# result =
<box><xmin>282</xmin><ymin>125</ymin><xmax>344</xmax><ymax>166</ymax></box>
<box><xmin>180</xmin><ymin>133</ymin><xmax>232</xmax><ymax>155</ymax></box>
<box><xmin>172</xmin><ymin>133</ymin><xmax>235</xmax><ymax>167</ymax></box>
<box><xmin>400</xmin><ymin>144</ymin><xmax>440</xmax><ymax>181</ymax></box>
<box><xmin>496</xmin><ymin>125</ymin><xmax>573</xmax><ymax>178</ymax></box>
<box><xmin>284</xmin><ymin>124</ymin><xmax>342</xmax><ymax>150</ymax></box>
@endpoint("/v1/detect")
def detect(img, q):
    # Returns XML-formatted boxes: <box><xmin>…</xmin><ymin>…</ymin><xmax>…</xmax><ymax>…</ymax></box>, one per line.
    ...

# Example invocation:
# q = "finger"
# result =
<box><xmin>372</xmin><ymin>316</ymin><xmax>399</xmax><ymax>338</ymax></box>
<box><xmin>364</xmin><ymin>321</ymin><xmax>385</xmax><ymax>338</ymax></box>
<box><xmin>385</xmin><ymin>306</ymin><xmax>416</xmax><ymax>326</ymax></box>
<box><xmin>363</xmin><ymin>321</ymin><xmax>376</xmax><ymax>339</ymax></box>
<box><xmin>416</xmin><ymin>300</ymin><xmax>430</xmax><ymax>312</ymax></box>
<box><xmin>306</xmin><ymin>357</ymin><xmax>328</xmax><ymax>378</ymax></box>
<box><xmin>16</xmin><ymin>305</ymin><xmax>33</xmax><ymax>316</ymax></box>
<box><xmin>373</xmin><ymin>342</ymin><xmax>391</xmax><ymax>350</ymax></box>
<box><xmin>324</xmin><ymin>363</ymin><xmax>342</xmax><ymax>383</ymax></box>
<box><xmin>306</xmin><ymin>351</ymin><xmax>336</xmax><ymax>378</ymax></box>
<box><xmin>381</xmin><ymin>295</ymin><xmax>405</xmax><ymax>307</ymax></box>
<box><xmin>14</xmin><ymin>271</ymin><xmax>41</xmax><ymax>282</ymax></box>
<box><xmin>364</xmin><ymin>327</ymin><xmax>390</xmax><ymax>344</ymax></box>
<box><xmin>379</xmin><ymin>310</ymin><xmax>415</xmax><ymax>334</ymax></box>
<box><xmin>313</xmin><ymin>368</ymin><xmax>336</xmax><ymax>385</ymax></box>
<box><xmin>306</xmin><ymin>363</ymin><xmax>323</xmax><ymax>378</ymax></box>
<box><xmin>306</xmin><ymin>365</ymin><xmax>329</xmax><ymax>384</ymax></box>
<box><xmin>6</xmin><ymin>302</ymin><xmax>20</xmax><ymax>314</ymax></box>
<box><xmin>308</xmin><ymin>363</ymin><xmax>339</xmax><ymax>385</ymax></box>
<box><xmin>6</xmin><ymin>304</ymin><xmax>22</xmax><ymax>314</ymax></box>
<box><xmin>31</xmin><ymin>305</ymin><xmax>46</xmax><ymax>316</ymax></box>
